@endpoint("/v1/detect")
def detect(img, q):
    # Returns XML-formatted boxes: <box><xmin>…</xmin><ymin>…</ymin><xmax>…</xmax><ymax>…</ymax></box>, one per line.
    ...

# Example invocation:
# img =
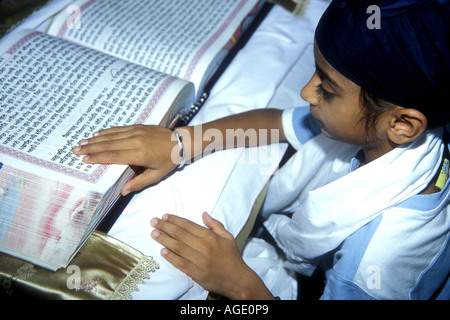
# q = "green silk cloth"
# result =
<box><xmin>0</xmin><ymin>231</ymin><xmax>159</xmax><ymax>300</ymax></box>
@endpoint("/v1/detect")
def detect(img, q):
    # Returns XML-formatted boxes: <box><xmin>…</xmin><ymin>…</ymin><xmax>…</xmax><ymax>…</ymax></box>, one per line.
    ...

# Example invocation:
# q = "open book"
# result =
<box><xmin>0</xmin><ymin>0</ymin><xmax>262</xmax><ymax>271</ymax></box>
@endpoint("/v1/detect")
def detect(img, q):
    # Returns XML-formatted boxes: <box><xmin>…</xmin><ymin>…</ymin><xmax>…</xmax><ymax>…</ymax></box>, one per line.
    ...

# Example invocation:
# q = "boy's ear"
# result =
<box><xmin>387</xmin><ymin>107</ymin><xmax>428</xmax><ymax>145</ymax></box>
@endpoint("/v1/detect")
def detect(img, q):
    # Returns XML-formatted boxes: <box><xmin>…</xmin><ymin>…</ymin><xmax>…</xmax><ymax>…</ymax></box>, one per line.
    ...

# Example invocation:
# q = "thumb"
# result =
<box><xmin>202</xmin><ymin>212</ymin><xmax>233</xmax><ymax>240</ymax></box>
<box><xmin>121</xmin><ymin>169</ymin><xmax>164</xmax><ymax>195</ymax></box>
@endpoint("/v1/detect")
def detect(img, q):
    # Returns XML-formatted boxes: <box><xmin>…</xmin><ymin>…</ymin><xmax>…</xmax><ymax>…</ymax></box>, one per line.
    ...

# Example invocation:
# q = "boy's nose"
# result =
<box><xmin>300</xmin><ymin>73</ymin><xmax>320</xmax><ymax>106</ymax></box>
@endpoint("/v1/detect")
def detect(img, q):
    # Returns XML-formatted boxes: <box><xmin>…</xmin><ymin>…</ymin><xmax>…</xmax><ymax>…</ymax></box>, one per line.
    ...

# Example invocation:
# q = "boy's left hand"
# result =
<box><xmin>150</xmin><ymin>213</ymin><xmax>274</xmax><ymax>300</ymax></box>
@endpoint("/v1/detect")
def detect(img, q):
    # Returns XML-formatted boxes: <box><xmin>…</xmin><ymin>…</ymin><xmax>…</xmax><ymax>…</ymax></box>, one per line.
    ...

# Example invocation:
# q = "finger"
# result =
<box><xmin>78</xmin><ymin>148</ymin><xmax>140</xmax><ymax>166</ymax></box>
<box><xmin>93</xmin><ymin>125</ymin><xmax>138</xmax><ymax>137</ymax></box>
<box><xmin>156</xmin><ymin>215</ymin><xmax>229</xmax><ymax>257</ymax></box>
<box><xmin>121</xmin><ymin>168</ymin><xmax>173</xmax><ymax>195</ymax></box>
<box><xmin>150</xmin><ymin>218</ymin><xmax>204</xmax><ymax>266</ymax></box>
<box><xmin>73</xmin><ymin>131</ymin><xmax>137</xmax><ymax>155</ymax></box>
<box><xmin>159</xmin><ymin>246</ymin><xmax>200</xmax><ymax>278</ymax></box>
<box><xmin>73</xmin><ymin>141</ymin><xmax>132</xmax><ymax>159</ymax></box>
<box><xmin>91</xmin><ymin>124</ymin><xmax>166</xmax><ymax>141</ymax></box>
<box><xmin>201</xmin><ymin>212</ymin><xmax>234</xmax><ymax>240</ymax></box>
<box><xmin>74</xmin><ymin>127</ymin><xmax>135</xmax><ymax>149</ymax></box>
<box><xmin>151</xmin><ymin>215</ymin><xmax>205</xmax><ymax>244</ymax></box>
<box><xmin>162</xmin><ymin>214</ymin><xmax>212</xmax><ymax>238</ymax></box>
<box><xmin>150</xmin><ymin>225</ymin><xmax>193</xmax><ymax>254</ymax></box>
<box><xmin>151</xmin><ymin>228</ymin><xmax>200</xmax><ymax>276</ymax></box>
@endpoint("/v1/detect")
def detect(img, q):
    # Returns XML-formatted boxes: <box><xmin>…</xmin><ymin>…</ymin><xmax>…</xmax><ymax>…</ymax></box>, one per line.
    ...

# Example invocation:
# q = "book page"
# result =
<box><xmin>0</xmin><ymin>30</ymin><xmax>194</xmax><ymax>192</ymax></box>
<box><xmin>0</xmin><ymin>30</ymin><xmax>193</xmax><ymax>269</ymax></box>
<box><xmin>46</xmin><ymin>0</ymin><xmax>260</xmax><ymax>97</ymax></box>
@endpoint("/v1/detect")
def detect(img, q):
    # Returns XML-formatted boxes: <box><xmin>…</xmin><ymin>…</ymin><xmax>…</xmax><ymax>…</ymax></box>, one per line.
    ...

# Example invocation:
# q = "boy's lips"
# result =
<box><xmin>309</xmin><ymin>106</ymin><xmax>323</xmax><ymax>127</ymax></box>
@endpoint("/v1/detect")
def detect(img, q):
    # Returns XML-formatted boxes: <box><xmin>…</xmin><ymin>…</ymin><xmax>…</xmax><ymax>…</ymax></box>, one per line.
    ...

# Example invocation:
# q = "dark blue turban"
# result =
<box><xmin>315</xmin><ymin>0</ymin><xmax>450</xmax><ymax>127</ymax></box>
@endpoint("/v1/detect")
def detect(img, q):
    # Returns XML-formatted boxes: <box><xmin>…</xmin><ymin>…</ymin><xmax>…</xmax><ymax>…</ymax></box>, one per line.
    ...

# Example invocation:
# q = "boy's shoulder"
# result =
<box><xmin>331</xmin><ymin>202</ymin><xmax>450</xmax><ymax>299</ymax></box>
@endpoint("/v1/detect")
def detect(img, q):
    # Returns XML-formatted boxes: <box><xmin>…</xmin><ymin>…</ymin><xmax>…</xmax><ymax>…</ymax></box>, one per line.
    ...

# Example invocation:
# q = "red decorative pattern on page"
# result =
<box><xmin>0</xmin><ymin>164</ymin><xmax>101</xmax><ymax>266</ymax></box>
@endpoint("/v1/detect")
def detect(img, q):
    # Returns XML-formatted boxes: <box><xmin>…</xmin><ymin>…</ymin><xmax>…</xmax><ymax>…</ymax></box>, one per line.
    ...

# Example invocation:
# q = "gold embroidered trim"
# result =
<box><xmin>16</xmin><ymin>264</ymin><xmax>37</xmax><ymax>281</ymax></box>
<box><xmin>111</xmin><ymin>256</ymin><xmax>160</xmax><ymax>300</ymax></box>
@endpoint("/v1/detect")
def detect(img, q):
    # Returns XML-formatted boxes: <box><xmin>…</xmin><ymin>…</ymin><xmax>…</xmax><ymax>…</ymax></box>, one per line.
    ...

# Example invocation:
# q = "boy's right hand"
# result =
<box><xmin>72</xmin><ymin>124</ymin><xmax>180</xmax><ymax>195</ymax></box>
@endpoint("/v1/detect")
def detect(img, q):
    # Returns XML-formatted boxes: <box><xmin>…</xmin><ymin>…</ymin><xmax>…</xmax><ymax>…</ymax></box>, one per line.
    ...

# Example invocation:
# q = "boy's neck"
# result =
<box><xmin>360</xmin><ymin>142</ymin><xmax>447</xmax><ymax>195</ymax></box>
<box><xmin>360</xmin><ymin>142</ymin><xmax>396</xmax><ymax>167</ymax></box>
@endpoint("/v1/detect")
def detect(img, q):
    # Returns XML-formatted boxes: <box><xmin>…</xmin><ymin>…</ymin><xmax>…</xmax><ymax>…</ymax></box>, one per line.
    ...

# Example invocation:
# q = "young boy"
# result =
<box><xmin>74</xmin><ymin>0</ymin><xmax>449</xmax><ymax>299</ymax></box>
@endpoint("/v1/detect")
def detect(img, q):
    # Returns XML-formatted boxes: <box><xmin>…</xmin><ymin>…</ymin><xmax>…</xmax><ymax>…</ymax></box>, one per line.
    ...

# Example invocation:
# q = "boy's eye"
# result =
<box><xmin>315</xmin><ymin>84</ymin><xmax>334</xmax><ymax>101</ymax></box>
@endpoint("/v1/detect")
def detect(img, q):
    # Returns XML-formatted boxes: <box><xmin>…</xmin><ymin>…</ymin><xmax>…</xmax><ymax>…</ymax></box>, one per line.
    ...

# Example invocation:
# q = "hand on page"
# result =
<box><xmin>73</xmin><ymin>125</ymin><xmax>179</xmax><ymax>195</ymax></box>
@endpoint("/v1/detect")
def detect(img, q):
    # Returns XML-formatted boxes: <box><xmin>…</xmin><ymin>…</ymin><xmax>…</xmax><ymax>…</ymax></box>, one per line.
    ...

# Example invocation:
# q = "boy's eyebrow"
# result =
<box><xmin>315</xmin><ymin>63</ymin><xmax>342</xmax><ymax>91</ymax></box>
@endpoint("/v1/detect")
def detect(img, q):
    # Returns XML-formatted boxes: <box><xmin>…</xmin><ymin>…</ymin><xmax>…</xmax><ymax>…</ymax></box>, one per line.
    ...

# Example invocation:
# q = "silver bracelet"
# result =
<box><xmin>170</xmin><ymin>128</ymin><xmax>185</xmax><ymax>169</ymax></box>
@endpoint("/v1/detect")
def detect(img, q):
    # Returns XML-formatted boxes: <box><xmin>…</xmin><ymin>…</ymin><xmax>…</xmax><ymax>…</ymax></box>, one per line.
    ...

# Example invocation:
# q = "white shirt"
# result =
<box><xmin>261</xmin><ymin>107</ymin><xmax>450</xmax><ymax>299</ymax></box>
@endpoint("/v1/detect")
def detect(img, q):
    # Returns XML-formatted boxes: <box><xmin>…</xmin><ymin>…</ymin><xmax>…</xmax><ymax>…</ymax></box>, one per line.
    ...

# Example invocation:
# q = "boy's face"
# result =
<box><xmin>301</xmin><ymin>43</ymin><xmax>374</xmax><ymax>147</ymax></box>
<box><xmin>301</xmin><ymin>43</ymin><xmax>428</xmax><ymax>164</ymax></box>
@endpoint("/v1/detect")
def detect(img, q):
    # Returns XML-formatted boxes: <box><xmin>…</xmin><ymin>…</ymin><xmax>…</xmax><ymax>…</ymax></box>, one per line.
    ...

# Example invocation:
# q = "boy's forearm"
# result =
<box><xmin>177</xmin><ymin>109</ymin><xmax>286</xmax><ymax>161</ymax></box>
